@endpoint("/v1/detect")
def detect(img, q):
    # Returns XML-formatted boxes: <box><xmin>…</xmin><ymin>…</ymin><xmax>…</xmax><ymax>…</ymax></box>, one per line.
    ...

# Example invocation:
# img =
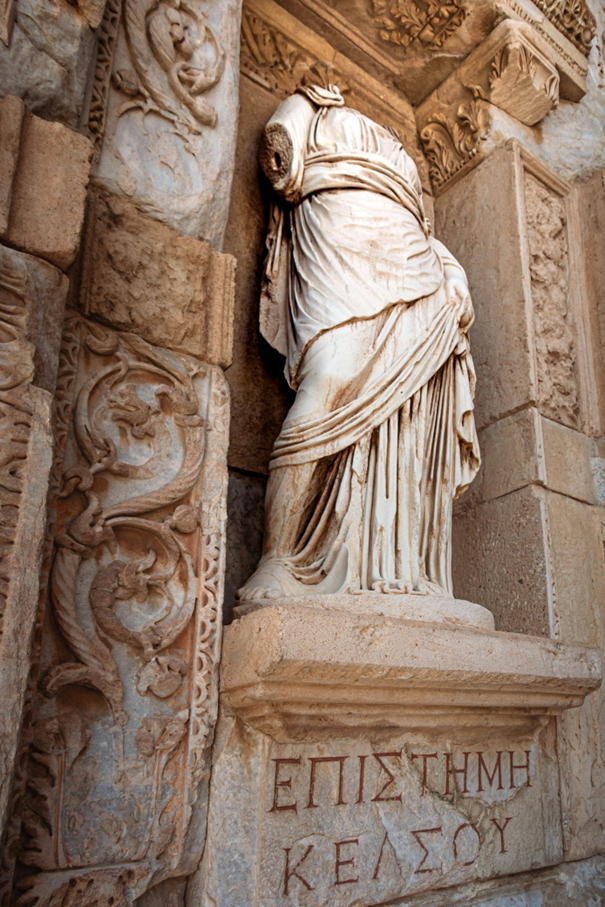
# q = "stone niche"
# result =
<box><xmin>195</xmin><ymin>603</ymin><xmax>601</xmax><ymax>906</ymax></box>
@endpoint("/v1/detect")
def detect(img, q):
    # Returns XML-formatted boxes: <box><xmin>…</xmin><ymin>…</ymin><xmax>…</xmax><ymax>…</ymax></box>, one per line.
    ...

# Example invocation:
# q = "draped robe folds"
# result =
<box><xmin>238</xmin><ymin>85</ymin><xmax>480</xmax><ymax>601</ymax></box>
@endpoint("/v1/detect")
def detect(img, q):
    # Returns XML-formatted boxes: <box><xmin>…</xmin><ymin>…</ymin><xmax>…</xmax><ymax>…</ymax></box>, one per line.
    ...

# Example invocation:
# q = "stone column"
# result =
<box><xmin>10</xmin><ymin>194</ymin><xmax>235</xmax><ymax>906</ymax></box>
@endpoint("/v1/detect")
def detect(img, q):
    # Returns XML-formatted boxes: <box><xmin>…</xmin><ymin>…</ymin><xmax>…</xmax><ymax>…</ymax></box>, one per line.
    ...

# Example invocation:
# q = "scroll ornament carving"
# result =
<box><xmin>88</xmin><ymin>0</ymin><xmax>123</xmax><ymax>161</ymax></box>
<box><xmin>420</xmin><ymin>90</ymin><xmax>490</xmax><ymax>190</ymax></box>
<box><xmin>0</xmin><ymin>266</ymin><xmax>36</xmax><ymax>637</ymax></box>
<box><xmin>369</xmin><ymin>0</ymin><xmax>467</xmax><ymax>50</ymax></box>
<box><xmin>15</xmin><ymin>320</ymin><xmax>228</xmax><ymax>906</ymax></box>
<box><xmin>240</xmin><ymin>9</ymin><xmax>349</xmax><ymax>99</ymax></box>
<box><xmin>111</xmin><ymin>0</ymin><xmax>225</xmax><ymax>137</ymax></box>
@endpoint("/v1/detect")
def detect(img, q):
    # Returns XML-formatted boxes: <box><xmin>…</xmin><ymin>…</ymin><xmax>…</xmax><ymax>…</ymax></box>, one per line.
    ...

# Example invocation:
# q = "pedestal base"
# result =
<box><xmin>198</xmin><ymin>603</ymin><xmax>601</xmax><ymax>907</ymax></box>
<box><xmin>233</xmin><ymin>591</ymin><xmax>496</xmax><ymax>632</ymax></box>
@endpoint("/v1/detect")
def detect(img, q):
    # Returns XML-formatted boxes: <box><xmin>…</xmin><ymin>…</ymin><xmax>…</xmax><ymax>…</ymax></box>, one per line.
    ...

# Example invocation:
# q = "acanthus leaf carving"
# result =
<box><xmin>240</xmin><ymin>9</ymin><xmax>350</xmax><ymax>99</ymax></box>
<box><xmin>419</xmin><ymin>90</ymin><xmax>491</xmax><ymax>191</ymax></box>
<box><xmin>369</xmin><ymin>0</ymin><xmax>467</xmax><ymax>50</ymax></box>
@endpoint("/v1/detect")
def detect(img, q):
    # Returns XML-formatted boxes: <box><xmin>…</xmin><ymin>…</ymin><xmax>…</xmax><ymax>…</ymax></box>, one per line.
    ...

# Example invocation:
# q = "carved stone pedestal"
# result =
<box><xmin>193</xmin><ymin>604</ymin><xmax>601</xmax><ymax>907</ymax></box>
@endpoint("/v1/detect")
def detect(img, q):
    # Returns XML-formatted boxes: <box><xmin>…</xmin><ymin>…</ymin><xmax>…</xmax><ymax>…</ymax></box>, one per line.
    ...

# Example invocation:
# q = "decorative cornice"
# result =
<box><xmin>532</xmin><ymin>0</ymin><xmax>596</xmax><ymax>56</ymax></box>
<box><xmin>369</xmin><ymin>0</ymin><xmax>467</xmax><ymax>50</ymax></box>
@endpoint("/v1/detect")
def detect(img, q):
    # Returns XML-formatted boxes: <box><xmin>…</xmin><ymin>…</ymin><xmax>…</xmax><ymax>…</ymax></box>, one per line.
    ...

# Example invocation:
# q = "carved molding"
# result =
<box><xmin>531</xmin><ymin>0</ymin><xmax>595</xmax><ymax>57</ymax></box>
<box><xmin>87</xmin><ymin>0</ymin><xmax>123</xmax><ymax>163</ymax></box>
<box><xmin>240</xmin><ymin>6</ymin><xmax>349</xmax><ymax>98</ymax></box>
<box><xmin>114</xmin><ymin>0</ymin><xmax>225</xmax><ymax>137</ymax></box>
<box><xmin>0</xmin><ymin>254</ymin><xmax>55</xmax><ymax>906</ymax></box>
<box><xmin>417</xmin><ymin>20</ymin><xmax>560</xmax><ymax>192</ymax></box>
<box><xmin>14</xmin><ymin>318</ymin><xmax>228</xmax><ymax>905</ymax></box>
<box><xmin>369</xmin><ymin>0</ymin><xmax>467</xmax><ymax>50</ymax></box>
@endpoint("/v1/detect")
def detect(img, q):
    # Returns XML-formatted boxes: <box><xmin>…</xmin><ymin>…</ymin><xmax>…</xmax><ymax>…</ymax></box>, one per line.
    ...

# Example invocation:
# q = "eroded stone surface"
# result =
<box><xmin>0</xmin><ymin>0</ymin><xmax>96</xmax><ymax>128</ymax></box>
<box><xmin>93</xmin><ymin>0</ymin><xmax>241</xmax><ymax>247</ymax></box>
<box><xmin>0</xmin><ymin>96</ymin><xmax>92</xmax><ymax>270</ymax></box>
<box><xmin>81</xmin><ymin>189</ymin><xmax>236</xmax><ymax>366</ymax></box>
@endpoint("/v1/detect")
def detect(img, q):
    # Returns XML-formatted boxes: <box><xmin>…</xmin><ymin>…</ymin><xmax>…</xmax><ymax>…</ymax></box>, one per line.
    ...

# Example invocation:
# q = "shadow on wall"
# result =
<box><xmin>224</xmin><ymin>469</ymin><xmax>267</xmax><ymax>621</ymax></box>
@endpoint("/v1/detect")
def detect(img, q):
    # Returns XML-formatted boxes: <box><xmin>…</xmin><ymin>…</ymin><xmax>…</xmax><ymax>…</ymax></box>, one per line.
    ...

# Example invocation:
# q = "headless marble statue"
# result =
<box><xmin>237</xmin><ymin>83</ymin><xmax>480</xmax><ymax>604</ymax></box>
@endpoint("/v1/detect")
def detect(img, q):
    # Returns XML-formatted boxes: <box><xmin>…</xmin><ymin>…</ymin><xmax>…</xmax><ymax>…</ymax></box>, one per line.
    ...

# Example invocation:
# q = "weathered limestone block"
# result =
<box><xmin>453</xmin><ymin>484</ymin><xmax>605</xmax><ymax>860</ymax></box>
<box><xmin>92</xmin><ymin>0</ymin><xmax>241</xmax><ymax>248</ymax></box>
<box><xmin>81</xmin><ymin>190</ymin><xmax>236</xmax><ymax>368</ymax></box>
<box><xmin>435</xmin><ymin>142</ymin><xmax>596</xmax><ymax>434</ymax></box>
<box><xmin>14</xmin><ymin>316</ymin><xmax>229</xmax><ymax>904</ymax></box>
<box><xmin>191</xmin><ymin>605</ymin><xmax>600</xmax><ymax>906</ymax></box>
<box><xmin>0</xmin><ymin>0</ymin><xmax>96</xmax><ymax>128</ymax></box>
<box><xmin>0</xmin><ymin>95</ymin><xmax>93</xmax><ymax>271</ymax></box>
<box><xmin>467</xmin><ymin>409</ymin><xmax>597</xmax><ymax>508</ymax></box>
<box><xmin>379</xmin><ymin>854</ymin><xmax>605</xmax><ymax>904</ymax></box>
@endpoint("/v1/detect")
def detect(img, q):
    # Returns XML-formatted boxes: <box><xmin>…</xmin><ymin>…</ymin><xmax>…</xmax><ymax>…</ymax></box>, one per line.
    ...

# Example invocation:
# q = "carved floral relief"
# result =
<box><xmin>369</xmin><ymin>0</ymin><xmax>467</xmax><ymax>50</ymax></box>
<box><xmin>15</xmin><ymin>318</ymin><xmax>228</xmax><ymax>906</ymax></box>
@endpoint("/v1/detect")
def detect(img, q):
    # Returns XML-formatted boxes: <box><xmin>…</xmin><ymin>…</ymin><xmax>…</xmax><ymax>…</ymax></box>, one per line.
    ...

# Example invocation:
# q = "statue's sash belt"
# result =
<box><xmin>270</xmin><ymin>303</ymin><xmax>465</xmax><ymax>468</ymax></box>
<box><xmin>301</xmin><ymin>152</ymin><xmax>429</xmax><ymax>236</ymax></box>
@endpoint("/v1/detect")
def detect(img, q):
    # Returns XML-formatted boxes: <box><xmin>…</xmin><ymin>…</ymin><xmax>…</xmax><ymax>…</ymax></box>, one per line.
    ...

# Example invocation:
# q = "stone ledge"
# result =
<box><xmin>221</xmin><ymin>605</ymin><xmax>601</xmax><ymax>736</ymax></box>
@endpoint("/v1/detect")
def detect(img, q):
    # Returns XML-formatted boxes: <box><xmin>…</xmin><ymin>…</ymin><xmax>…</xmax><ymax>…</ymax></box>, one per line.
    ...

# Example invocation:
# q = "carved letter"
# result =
<box><xmin>491</xmin><ymin>817</ymin><xmax>513</xmax><ymax>853</ymax></box>
<box><xmin>509</xmin><ymin>750</ymin><xmax>531</xmax><ymax>788</ymax></box>
<box><xmin>269</xmin><ymin>758</ymin><xmax>301</xmax><ymax>812</ymax></box>
<box><xmin>445</xmin><ymin>752</ymin><xmax>470</xmax><ymax>794</ymax></box>
<box><xmin>283</xmin><ymin>845</ymin><xmax>315</xmax><ymax>895</ymax></box>
<box><xmin>306</xmin><ymin>756</ymin><xmax>348</xmax><ymax>808</ymax></box>
<box><xmin>411</xmin><ymin>752</ymin><xmax>438</xmax><ymax>795</ymax></box>
<box><xmin>357</xmin><ymin>754</ymin><xmax>367</xmax><ymax>803</ymax></box>
<box><xmin>453</xmin><ymin>822</ymin><xmax>481</xmax><ymax>865</ymax></box>
<box><xmin>477</xmin><ymin>751</ymin><xmax>504</xmax><ymax>791</ymax></box>
<box><xmin>334</xmin><ymin>839</ymin><xmax>359</xmax><ymax>885</ymax></box>
<box><xmin>412</xmin><ymin>827</ymin><xmax>443</xmax><ymax>874</ymax></box>
<box><xmin>372</xmin><ymin>831</ymin><xmax>398</xmax><ymax>880</ymax></box>
<box><xmin>372</xmin><ymin>751</ymin><xmax>402</xmax><ymax>802</ymax></box>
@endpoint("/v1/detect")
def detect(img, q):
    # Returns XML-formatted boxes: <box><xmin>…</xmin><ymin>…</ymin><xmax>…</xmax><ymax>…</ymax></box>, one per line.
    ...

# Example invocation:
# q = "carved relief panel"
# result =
<box><xmin>15</xmin><ymin>316</ymin><xmax>229</xmax><ymax>905</ymax></box>
<box><xmin>91</xmin><ymin>0</ymin><xmax>241</xmax><ymax>248</ymax></box>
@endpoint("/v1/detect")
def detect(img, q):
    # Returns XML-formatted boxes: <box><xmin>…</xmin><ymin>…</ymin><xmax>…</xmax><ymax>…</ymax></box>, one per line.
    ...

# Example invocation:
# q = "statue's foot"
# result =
<box><xmin>236</xmin><ymin>561</ymin><xmax>302</xmax><ymax>602</ymax></box>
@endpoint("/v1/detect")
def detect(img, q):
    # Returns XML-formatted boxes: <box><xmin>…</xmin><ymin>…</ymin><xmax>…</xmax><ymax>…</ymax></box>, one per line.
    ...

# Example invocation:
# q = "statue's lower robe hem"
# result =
<box><xmin>238</xmin><ymin>291</ymin><xmax>480</xmax><ymax>602</ymax></box>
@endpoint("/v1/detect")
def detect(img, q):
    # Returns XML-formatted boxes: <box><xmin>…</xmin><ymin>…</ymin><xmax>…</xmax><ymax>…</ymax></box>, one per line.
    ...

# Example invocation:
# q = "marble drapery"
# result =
<box><xmin>238</xmin><ymin>85</ymin><xmax>480</xmax><ymax>600</ymax></box>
